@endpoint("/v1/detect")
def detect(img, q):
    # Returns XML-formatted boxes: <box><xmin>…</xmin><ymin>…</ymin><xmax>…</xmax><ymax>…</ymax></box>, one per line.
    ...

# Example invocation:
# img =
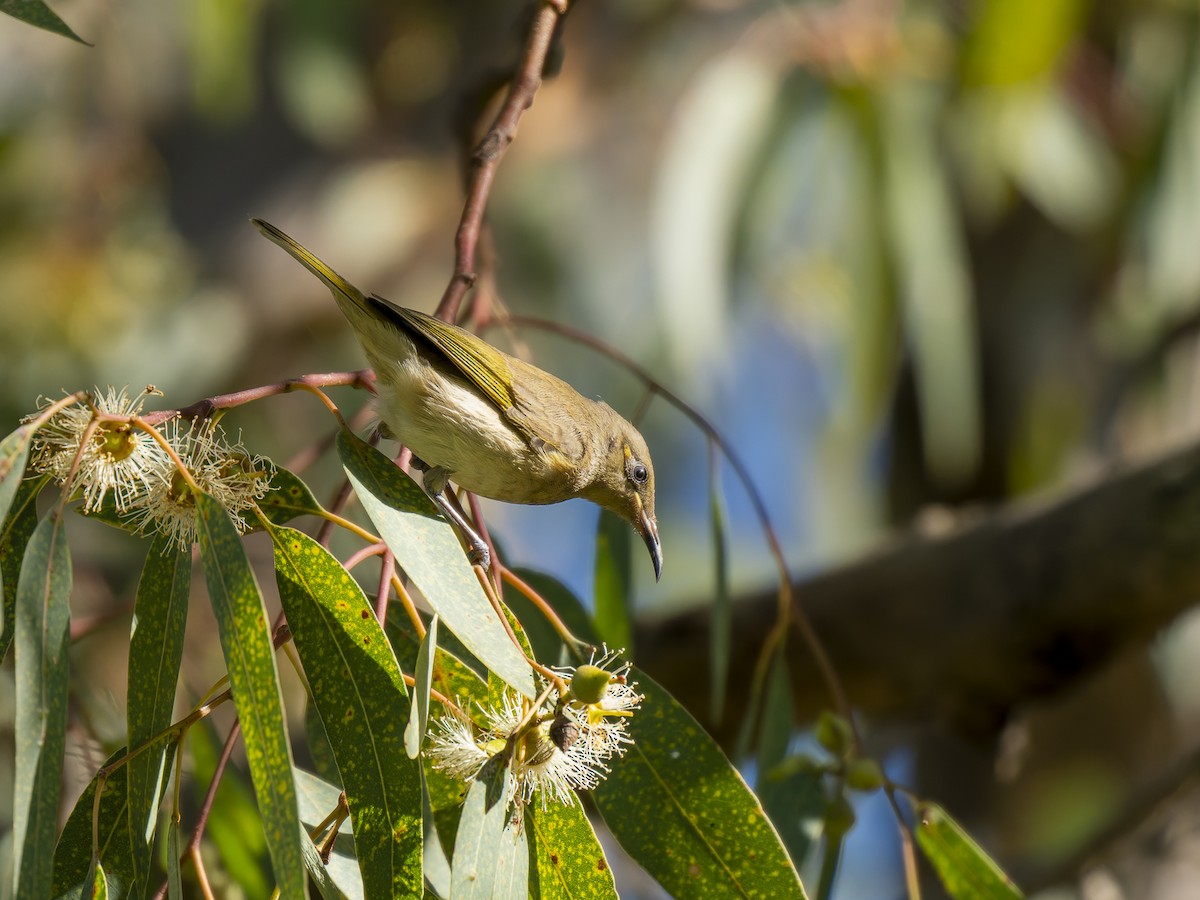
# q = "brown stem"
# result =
<box><xmin>433</xmin><ymin>1</ymin><xmax>570</xmax><ymax>324</ymax></box>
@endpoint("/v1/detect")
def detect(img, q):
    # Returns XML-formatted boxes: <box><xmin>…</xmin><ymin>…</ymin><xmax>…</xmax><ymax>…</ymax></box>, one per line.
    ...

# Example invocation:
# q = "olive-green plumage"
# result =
<box><xmin>252</xmin><ymin>218</ymin><xmax>661</xmax><ymax>579</ymax></box>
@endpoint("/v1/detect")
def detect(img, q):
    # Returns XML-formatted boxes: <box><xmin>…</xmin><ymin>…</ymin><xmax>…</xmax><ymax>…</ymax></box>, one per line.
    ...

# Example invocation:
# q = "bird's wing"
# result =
<box><xmin>382</xmin><ymin>302</ymin><xmax>567</xmax><ymax>454</ymax></box>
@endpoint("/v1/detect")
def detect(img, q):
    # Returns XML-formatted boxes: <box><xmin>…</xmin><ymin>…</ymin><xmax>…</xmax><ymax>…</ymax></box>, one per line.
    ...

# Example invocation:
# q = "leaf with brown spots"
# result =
<box><xmin>527</xmin><ymin>794</ymin><xmax>617</xmax><ymax>900</ymax></box>
<box><xmin>594</xmin><ymin>668</ymin><xmax>807</xmax><ymax>899</ymax></box>
<box><xmin>271</xmin><ymin>524</ymin><xmax>423</xmax><ymax>898</ymax></box>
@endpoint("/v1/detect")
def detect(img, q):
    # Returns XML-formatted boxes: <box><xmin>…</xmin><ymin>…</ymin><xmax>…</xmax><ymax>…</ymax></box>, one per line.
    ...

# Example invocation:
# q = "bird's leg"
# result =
<box><xmin>415</xmin><ymin>459</ymin><xmax>491</xmax><ymax>570</ymax></box>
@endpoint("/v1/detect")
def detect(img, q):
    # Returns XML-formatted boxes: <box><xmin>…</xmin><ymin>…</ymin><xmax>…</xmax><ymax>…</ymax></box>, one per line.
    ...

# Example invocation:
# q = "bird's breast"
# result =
<box><xmin>373</xmin><ymin>354</ymin><xmax>579</xmax><ymax>505</ymax></box>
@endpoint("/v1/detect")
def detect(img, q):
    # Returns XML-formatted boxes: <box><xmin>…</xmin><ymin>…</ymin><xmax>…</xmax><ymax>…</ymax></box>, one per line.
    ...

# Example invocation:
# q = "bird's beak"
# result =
<box><xmin>639</xmin><ymin>509</ymin><xmax>662</xmax><ymax>582</ymax></box>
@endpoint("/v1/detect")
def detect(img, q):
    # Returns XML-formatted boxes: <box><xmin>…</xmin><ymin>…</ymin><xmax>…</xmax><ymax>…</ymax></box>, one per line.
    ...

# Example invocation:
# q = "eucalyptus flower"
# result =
<box><xmin>130</xmin><ymin>418</ymin><xmax>275</xmax><ymax>550</ymax></box>
<box><xmin>427</xmin><ymin>651</ymin><xmax>642</xmax><ymax>812</ymax></box>
<box><xmin>28</xmin><ymin>386</ymin><xmax>166</xmax><ymax>513</ymax></box>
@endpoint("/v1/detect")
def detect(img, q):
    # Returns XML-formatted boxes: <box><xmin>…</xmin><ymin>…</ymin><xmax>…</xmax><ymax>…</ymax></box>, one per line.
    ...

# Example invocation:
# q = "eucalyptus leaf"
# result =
<box><xmin>0</xmin><ymin>422</ymin><xmax>34</xmax><ymax>528</ymax></box>
<box><xmin>593</xmin><ymin>508</ymin><xmax>632</xmax><ymax>651</ymax></box>
<box><xmin>13</xmin><ymin>510</ymin><xmax>72</xmax><ymax>900</ymax></box>
<box><xmin>708</xmin><ymin>454</ymin><xmax>731</xmax><ymax>722</ymax></box>
<box><xmin>257</xmin><ymin>465</ymin><xmax>326</xmax><ymax>526</ymax></box>
<box><xmin>916</xmin><ymin>802</ymin><xmax>1023</xmax><ymax>900</ymax></box>
<box><xmin>449</xmin><ymin>760</ymin><xmax>512</xmax><ymax>898</ymax></box>
<box><xmin>406</xmin><ymin>615</ymin><xmax>438</xmax><ymax>758</ymax></box>
<box><xmin>51</xmin><ymin>750</ymin><xmax>134</xmax><ymax>900</ymax></box>
<box><xmin>0</xmin><ymin>0</ymin><xmax>88</xmax><ymax>43</ymax></box>
<box><xmin>126</xmin><ymin>536</ymin><xmax>191</xmax><ymax>898</ymax></box>
<box><xmin>270</xmin><ymin>524</ymin><xmax>423</xmax><ymax>897</ymax></box>
<box><xmin>197</xmin><ymin>494</ymin><xmax>304</xmax><ymax>900</ymax></box>
<box><xmin>0</xmin><ymin>473</ymin><xmax>47</xmax><ymax>664</ymax></box>
<box><xmin>594</xmin><ymin>667</ymin><xmax>807</xmax><ymax>899</ymax></box>
<box><xmin>337</xmin><ymin>429</ymin><xmax>535</xmax><ymax>699</ymax></box>
<box><xmin>527</xmin><ymin>794</ymin><xmax>617</xmax><ymax>900</ymax></box>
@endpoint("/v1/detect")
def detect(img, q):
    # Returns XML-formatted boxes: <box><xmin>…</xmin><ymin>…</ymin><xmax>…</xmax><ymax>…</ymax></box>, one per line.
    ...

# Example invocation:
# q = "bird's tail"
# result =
<box><xmin>250</xmin><ymin>218</ymin><xmax>375</xmax><ymax>318</ymax></box>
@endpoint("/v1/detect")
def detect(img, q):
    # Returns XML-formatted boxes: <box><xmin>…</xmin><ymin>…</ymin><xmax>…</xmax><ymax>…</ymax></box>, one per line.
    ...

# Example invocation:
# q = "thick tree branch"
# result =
<box><xmin>637</xmin><ymin>440</ymin><xmax>1200</xmax><ymax>744</ymax></box>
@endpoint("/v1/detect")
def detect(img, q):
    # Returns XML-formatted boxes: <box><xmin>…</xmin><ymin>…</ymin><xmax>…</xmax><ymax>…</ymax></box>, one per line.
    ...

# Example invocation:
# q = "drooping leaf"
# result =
<box><xmin>292</xmin><ymin>769</ymin><xmax>363</xmax><ymax>900</ymax></box>
<box><xmin>270</xmin><ymin>524</ymin><xmax>423</xmax><ymax>897</ymax></box>
<box><xmin>593</xmin><ymin>508</ymin><xmax>632</xmax><ymax>652</ymax></box>
<box><xmin>422</xmin><ymin>650</ymin><xmax>489</xmax><ymax>854</ymax></box>
<box><xmin>196</xmin><ymin>493</ymin><xmax>304</xmax><ymax>900</ymax></box>
<box><xmin>126</xmin><ymin>536</ymin><xmax>191</xmax><ymax>898</ymax></box>
<box><xmin>0</xmin><ymin>0</ymin><xmax>88</xmax><ymax>43</ymax></box>
<box><xmin>256</xmin><ymin>465</ymin><xmax>326</xmax><ymax>526</ymax></box>
<box><xmin>494</xmin><ymin>814</ymin><xmax>529</xmax><ymax>899</ymax></box>
<box><xmin>708</xmin><ymin>450</ymin><xmax>731</xmax><ymax>722</ymax></box>
<box><xmin>916</xmin><ymin>802</ymin><xmax>1024</xmax><ymax>900</ymax></box>
<box><xmin>756</xmin><ymin>652</ymin><xmax>794</xmax><ymax>783</ymax></box>
<box><xmin>0</xmin><ymin>473</ymin><xmax>48</xmax><ymax>664</ymax></box>
<box><xmin>527</xmin><ymin>794</ymin><xmax>617</xmax><ymax>900</ymax></box>
<box><xmin>760</xmin><ymin>757</ymin><xmax>826</xmax><ymax>870</ymax></box>
<box><xmin>337</xmin><ymin>429</ymin><xmax>535</xmax><ymax>699</ymax></box>
<box><xmin>51</xmin><ymin>749</ymin><xmax>134</xmax><ymax>900</ymax></box>
<box><xmin>13</xmin><ymin>510</ymin><xmax>73</xmax><ymax>900</ymax></box>
<box><xmin>594</xmin><ymin>667</ymin><xmax>807</xmax><ymax>899</ymax></box>
<box><xmin>882</xmin><ymin>82</ymin><xmax>981</xmax><ymax>487</ymax></box>
<box><xmin>406</xmin><ymin>615</ymin><xmax>438</xmax><ymax>758</ymax></box>
<box><xmin>449</xmin><ymin>760</ymin><xmax>512</xmax><ymax>898</ymax></box>
<box><xmin>0</xmin><ymin>423</ymin><xmax>34</xmax><ymax>529</ymax></box>
<box><xmin>165</xmin><ymin>814</ymin><xmax>182</xmax><ymax>900</ymax></box>
<box><xmin>301</xmin><ymin>826</ymin><xmax>357</xmax><ymax>900</ymax></box>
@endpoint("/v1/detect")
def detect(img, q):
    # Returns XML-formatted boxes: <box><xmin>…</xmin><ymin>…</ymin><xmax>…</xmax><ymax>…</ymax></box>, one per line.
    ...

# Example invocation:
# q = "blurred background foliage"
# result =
<box><xmin>5</xmin><ymin>0</ymin><xmax>1200</xmax><ymax>897</ymax></box>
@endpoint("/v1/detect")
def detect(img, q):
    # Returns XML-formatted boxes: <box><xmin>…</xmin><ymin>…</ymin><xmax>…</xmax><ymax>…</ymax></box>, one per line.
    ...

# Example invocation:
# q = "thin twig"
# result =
<box><xmin>495</xmin><ymin>314</ymin><xmax>852</xmax><ymax>722</ymax></box>
<box><xmin>433</xmin><ymin>0</ymin><xmax>570</xmax><ymax>324</ymax></box>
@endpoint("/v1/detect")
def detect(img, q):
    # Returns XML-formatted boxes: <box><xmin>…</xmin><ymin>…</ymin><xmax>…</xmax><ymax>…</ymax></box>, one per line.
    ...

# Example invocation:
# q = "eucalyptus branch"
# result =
<box><xmin>433</xmin><ymin>0</ymin><xmax>570</xmax><ymax>325</ymax></box>
<box><xmin>139</xmin><ymin>370</ymin><xmax>375</xmax><ymax>426</ymax></box>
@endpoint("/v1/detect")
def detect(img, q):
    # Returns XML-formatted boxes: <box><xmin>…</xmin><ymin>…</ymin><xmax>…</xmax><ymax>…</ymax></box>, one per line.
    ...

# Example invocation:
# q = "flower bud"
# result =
<box><xmin>815</xmin><ymin>711</ymin><xmax>853</xmax><ymax>759</ymax></box>
<box><xmin>568</xmin><ymin>664</ymin><xmax>612</xmax><ymax>704</ymax></box>
<box><xmin>845</xmin><ymin>758</ymin><xmax>884</xmax><ymax>792</ymax></box>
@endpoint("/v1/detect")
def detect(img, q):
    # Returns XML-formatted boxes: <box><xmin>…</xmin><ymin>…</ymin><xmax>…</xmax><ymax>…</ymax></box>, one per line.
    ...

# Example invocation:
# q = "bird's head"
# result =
<box><xmin>584</xmin><ymin>413</ymin><xmax>661</xmax><ymax>581</ymax></box>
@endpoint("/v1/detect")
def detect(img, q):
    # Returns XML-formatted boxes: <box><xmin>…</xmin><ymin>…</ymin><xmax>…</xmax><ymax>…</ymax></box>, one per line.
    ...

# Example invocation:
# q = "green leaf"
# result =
<box><xmin>593</xmin><ymin>508</ymin><xmax>632</xmax><ymax>651</ymax></box>
<box><xmin>165</xmin><ymin>814</ymin><xmax>182</xmax><ymax>900</ymax></box>
<box><xmin>1</xmin><ymin>473</ymin><xmax>48</xmax><ymax>664</ymax></box>
<box><xmin>270</xmin><ymin>524</ymin><xmax>423</xmax><ymax>897</ymax></box>
<box><xmin>0</xmin><ymin>422</ymin><xmax>34</xmax><ymax>528</ymax></box>
<box><xmin>13</xmin><ymin>510</ymin><xmax>73</xmax><ymax>900</ymax></box>
<box><xmin>302</xmin><ymin>827</ymin><xmax>356</xmax><ymax>900</ymax></box>
<box><xmin>126</xmin><ymin>536</ymin><xmax>191</xmax><ymax>898</ymax></box>
<box><xmin>196</xmin><ymin>493</ymin><xmax>304</xmax><ymax>900</ymax></box>
<box><xmin>256</xmin><ymin>465</ymin><xmax>326</xmax><ymax>526</ymax></box>
<box><xmin>594</xmin><ymin>667</ymin><xmax>807</xmax><ymax>899</ymax></box>
<box><xmin>293</xmin><ymin>770</ymin><xmax>363</xmax><ymax>900</ymax></box>
<box><xmin>422</xmin><ymin>651</ymin><xmax>489</xmax><ymax>853</ymax></box>
<box><xmin>51</xmin><ymin>749</ymin><xmax>134</xmax><ymax>900</ymax></box>
<box><xmin>527</xmin><ymin>794</ymin><xmax>617</xmax><ymax>900</ymax></box>
<box><xmin>708</xmin><ymin>452</ymin><xmax>731</xmax><ymax>722</ymax></box>
<box><xmin>406</xmin><ymin>615</ymin><xmax>438</xmax><ymax>758</ymax></box>
<box><xmin>882</xmin><ymin>82</ymin><xmax>981</xmax><ymax>487</ymax></box>
<box><xmin>337</xmin><ymin>429</ymin><xmax>535</xmax><ymax>699</ymax></box>
<box><xmin>91</xmin><ymin>863</ymin><xmax>109</xmax><ymax>900</ymax></box>
<box><xmin>759</xmin><ymin>758</ymin><xmax>826</xmax><ymax>869</ymax></box>
<box><xmin>916</xmin><ymin>802</ymin><xmax>1024</xmax><ymax>900</ymax></box>
<box><xmin>0</xmin><ymin>0</ymin><xmax>88</xmax><ymax>43</ymax></box>
<box><xmin>756</xmin><ymin>652</ymin><xmax>793</xmax><ymax>783</ymax></box>
<box><xmin>449</xmin><ymin>760</ymin><xmax>512</xmax><ymax>898</ymax></box>
<box><xmin>494</xmin><ymin>814</ymin><xmax>529</xmax><ymax>898</ymax></box>
<box><xmin>503</xmin><ymin>568</ymin><xmax>596</xmax><ymax>666</ymax></box>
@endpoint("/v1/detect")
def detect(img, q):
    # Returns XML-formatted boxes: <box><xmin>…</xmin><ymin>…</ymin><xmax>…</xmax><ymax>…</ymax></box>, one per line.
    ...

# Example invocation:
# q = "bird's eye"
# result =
<box><xmin>631</xmin><ymin>463</ymin><xmax>648</xmax><ymax>485</ymax></box>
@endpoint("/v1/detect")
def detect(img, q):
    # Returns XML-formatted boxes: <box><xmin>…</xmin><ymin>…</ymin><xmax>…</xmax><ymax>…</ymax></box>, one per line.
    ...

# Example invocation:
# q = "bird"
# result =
<box><xmin>252</xmin><ymin>218</ymin><xmax>661</xmax><ymax>580</ymax></box>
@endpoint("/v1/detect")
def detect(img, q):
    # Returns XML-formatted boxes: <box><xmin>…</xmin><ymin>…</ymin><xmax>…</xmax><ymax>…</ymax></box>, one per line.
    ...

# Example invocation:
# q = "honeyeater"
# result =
<box><xmin>252</xmin><ymin>218</ymin><xmax>661</xmax><ymax>580</ymax></box>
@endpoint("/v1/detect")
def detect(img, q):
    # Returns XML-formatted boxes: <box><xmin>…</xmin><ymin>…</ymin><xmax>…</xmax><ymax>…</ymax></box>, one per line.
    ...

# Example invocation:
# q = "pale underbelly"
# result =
<box><xmin>374</xmin><ymin>360</ymin><xmax>575</xmax><ymax>505</ymax></box>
